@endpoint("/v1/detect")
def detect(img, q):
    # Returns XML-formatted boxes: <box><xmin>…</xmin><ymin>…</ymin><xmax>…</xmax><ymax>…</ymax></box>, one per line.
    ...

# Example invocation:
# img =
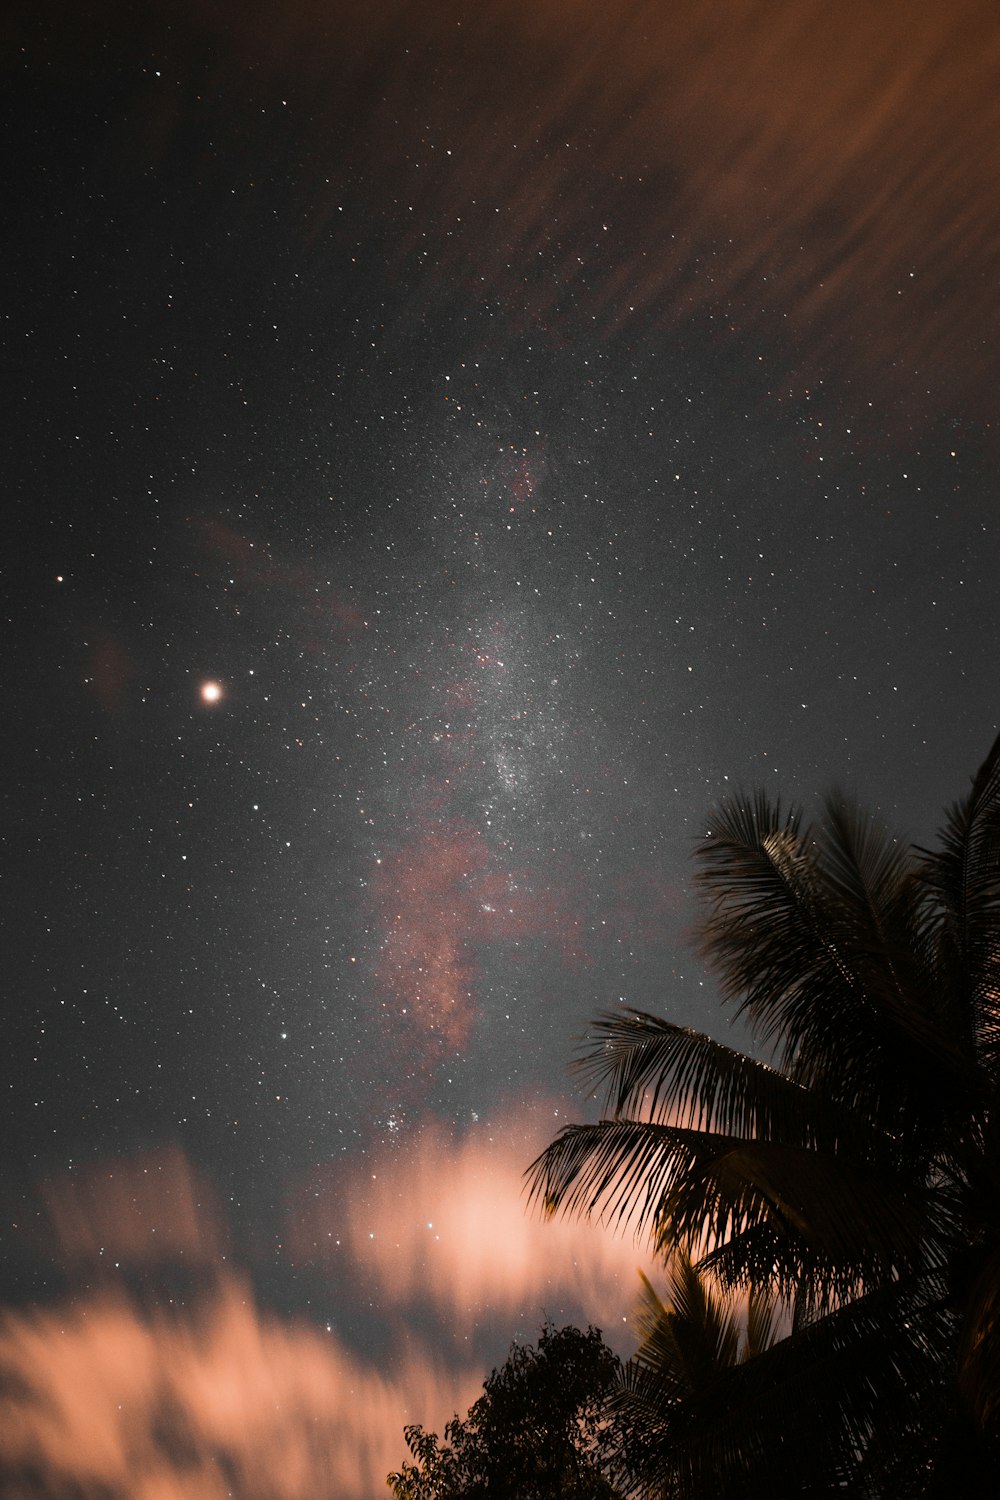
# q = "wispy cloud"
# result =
<box><xmin>2</xmin><ymin>1102</ymin><xmax>655</xmax><ymax>1497</ymax></box>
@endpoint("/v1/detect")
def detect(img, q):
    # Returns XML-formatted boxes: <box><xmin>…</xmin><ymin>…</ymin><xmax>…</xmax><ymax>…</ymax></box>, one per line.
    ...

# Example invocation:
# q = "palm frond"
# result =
<box><xmin>703</xmin><ymin>1140</ymin><xmax>938</xmax><ymax>1270</ymax></box>
<box><xmin>527</xmin><ymin>1119</ymin><xmax>944</xmax><ymax>1308</ymax></box>
<box><xmin>694</xmin><ymin>792</ymin><xmax>875</xmax><ymax>1068</ymax></box>
<box><xmin>955</xmin><ymin>1241</ymin><xmax>1000</xmax><ymax>1436</ymax></box>
<box><xmin>919</xmin><ymin>730</ymin><xmax>1000</xmax><ymax>1075</ymax></box>
<box><xmin>525</xmin><ymin>1119</ymin><xmax>719</xmax><ymax>1237</ymax></box>
<box><xmin>744</xmin><ymin>1282</ymin><xmax>782</xmax><ymax>1359</ymax></box>
<box><xmin>630</xmin><ymin>1259</ymin><xmax>741</xmax><ymax>1400</ymax></box>
<box><xmin>817</xmin><ymin>796</ymin><xmax>982</xmax><ymax>1094</ymax></box>
<box><xmin>818</xmin><ymin>794</ymin><xmax>912</xmax><ymax>918</ymax></box>
<box><xmin>630</xmin><ymin>1252</ymin><xmax>782</xmax><ymax>1391</ymax></box>
<box><xmin>695</xmin><ymin>790</ymin><xmax>971</xmax><ymax>1126</ymax></box>
<box><xmin>616</xmin><ymin>1270</ymin><xmax>952</xmax><ymax>1499</ymax></box>
<box><xmin>571</xmin><ymin>1009</ymin><xmax>866</xmax><ymax>1153</ymax></box>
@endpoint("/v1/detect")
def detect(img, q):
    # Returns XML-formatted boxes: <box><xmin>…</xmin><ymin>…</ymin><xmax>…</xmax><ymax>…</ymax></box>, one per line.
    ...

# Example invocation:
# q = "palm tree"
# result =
<box><xmin>614</xmin><ymin>1252</ymin><xmax>782</xmax><ymax>1497</ymax></box>
<box><xmin>528</xmin><ymin>734</ymin><xmax>1000</xmax><ymax>1495</ymax></box>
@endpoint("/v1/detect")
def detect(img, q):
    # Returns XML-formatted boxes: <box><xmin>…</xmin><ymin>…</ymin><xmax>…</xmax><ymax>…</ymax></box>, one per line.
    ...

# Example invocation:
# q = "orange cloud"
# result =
<box><xmin>40</xmin><ymin>1144</ymin><xmax>227</xmax><ymax>1271</ymax></box>
<box><xmin>88</xmin><ymin>628</ymin><xmax>135</xmax><ymax>713</ymax></box>
<box><xmin>287</xmin><ymin>1100</ymin><xmax>659</xmax><ymax>1342</ymax></box>
<box><xmin>191</xmin><ymin>515</ymin><xmax>365</xmax><ymax>641</ymax></box>
<box><xmin>0</xmin><ymin>1276</ymin><xmax>470</xmax><ymax>1500</ymax></box>
<box><xmin>6</xmin><ymin>1106</ymin><xmax>660</xmax><ymax>1498</ymax></box>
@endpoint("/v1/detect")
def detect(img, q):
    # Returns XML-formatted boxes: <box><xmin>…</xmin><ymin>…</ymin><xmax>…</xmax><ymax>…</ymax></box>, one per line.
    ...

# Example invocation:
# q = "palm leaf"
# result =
<box><xmin>572</xmin><ymin>1009</ymin><xmax>866</xmax><ymax>1153</ymax></box>
<box><xmin>816</xmin><ymin>796</ymin><xmax>983</xmax><ymax>1120</ymax></box>
<box><xmin>919</xmin><ymin>730</ymin><xmax>1000</xmax><ymax>1077</ymax></box>
<box><xmin>703</xmin><ymin>1140</ymin><xmax>938</xmax><ymax>1268</ymax></box>
<box><xmin>744</xmin><ymin>1282</ymin><xmax>782</xmax><ymax>1358</ymax></box>
<box><xmin>526</xmin><ymin>1119</ymin><xmax>718</xmax><ymax>1236</ymax></box>
<box><xmin>616</xmin><ymin>1270</ymin><xmax>952</xmax><ymax>1499</ymax></box>
<box><xmin>955</xmin><ymin>1241</ymin><xmax>1000</xmax><ymax>1435</ymax></box>
<box><xmin>629</xmin><ymin>1259</ymin><xmax>741</xmax><ymax>1400</ymax></box>
<box><xmin>527</xmin><ymin>1119</ymin><xmax>945</xmax><ymax>1308</ymax></box>
<box><xmin>694</xmin><ymin>792</ymin><xmax>882</xmax><ymax>1075</ymax></box>
<box><xmin>695</xmin><ymin>791</ymin><xmax>970</xmax><ymax>1127</ymax></box>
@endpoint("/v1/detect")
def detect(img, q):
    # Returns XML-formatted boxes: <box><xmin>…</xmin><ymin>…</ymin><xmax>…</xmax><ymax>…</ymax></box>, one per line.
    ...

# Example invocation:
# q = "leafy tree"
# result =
<box><xmin>387</xmin><ymin>1323</ymin><xmax>624</xmax><ymax>1498</ymax></box>
<box><xmin>528</xmin><ymin>735</ymin><xmax>1000</xmax><ymax>1495</ymax></box>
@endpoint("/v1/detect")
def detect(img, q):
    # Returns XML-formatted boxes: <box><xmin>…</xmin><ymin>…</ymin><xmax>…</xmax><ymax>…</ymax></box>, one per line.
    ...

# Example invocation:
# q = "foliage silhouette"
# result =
<box><xmin>528</xmin><ymin>734</ymin><xmax>1000</xmax><ymax>1495</ymax></box>
<box><xmin>614</xmin><ymin>1250</ymin><xmax>784</xmax><ymax>1496</ymax></box>
<box><xmin>387</xmin><ymin>1322</ymin><xmax>624</xmax><ymax>1498</ymax></box>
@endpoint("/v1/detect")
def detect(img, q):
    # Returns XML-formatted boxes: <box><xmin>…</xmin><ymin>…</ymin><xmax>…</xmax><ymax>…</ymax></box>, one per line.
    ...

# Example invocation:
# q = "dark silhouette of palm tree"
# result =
<box><xmin>529</xmin><ymin>734</ymin><xmax>1000</xmax><ymax>1495</ymax></box>
<box><xmin>614</xmin><ymin>1251</ymin><xmax>782</xmax><ymax>1496</ymax></box>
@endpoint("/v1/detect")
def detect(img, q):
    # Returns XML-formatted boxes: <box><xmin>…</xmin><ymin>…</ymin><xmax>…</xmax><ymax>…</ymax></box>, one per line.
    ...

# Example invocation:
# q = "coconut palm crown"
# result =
<box><xmin>528</xmin><ymin>733</ymin><xmax>1000</xmax><ymax>1495</ymax></box>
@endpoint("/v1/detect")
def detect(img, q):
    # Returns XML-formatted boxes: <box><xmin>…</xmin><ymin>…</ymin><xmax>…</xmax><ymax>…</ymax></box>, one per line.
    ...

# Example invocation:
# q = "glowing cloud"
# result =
<box><xmin>288</xmin><ymin>1100</ymin><xmax>659</xmax><ymax>1343</ymax></box>
<box><xmin>0</xmin><ymin>1278</ymin><xmax>469</xmax><ymax>1500</ymax></box>
<box><xmin>6</xmin><ymin>1108</ymin><xmax>660</xmax><ymax>1498</ymax></box>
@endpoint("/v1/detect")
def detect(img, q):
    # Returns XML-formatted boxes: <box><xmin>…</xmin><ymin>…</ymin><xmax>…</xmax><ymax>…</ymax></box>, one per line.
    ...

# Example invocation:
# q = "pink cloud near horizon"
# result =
<box><xmin>2</xmin><ymin>1101</ymin><xmax>658</xmax><ymax>1498</ymax></box>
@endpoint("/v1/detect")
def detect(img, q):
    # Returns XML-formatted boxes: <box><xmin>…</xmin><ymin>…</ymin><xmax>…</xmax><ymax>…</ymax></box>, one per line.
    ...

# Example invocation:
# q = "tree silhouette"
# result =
<box><xmin>529</xmin><ymin>735</ymin><xmax>1000</xmax><ymax>1495</ymax></box>
<box><xmin>387</xmin><ymin>1323</ymin><xmax>624</xmax><ymax>1499</ymax></box>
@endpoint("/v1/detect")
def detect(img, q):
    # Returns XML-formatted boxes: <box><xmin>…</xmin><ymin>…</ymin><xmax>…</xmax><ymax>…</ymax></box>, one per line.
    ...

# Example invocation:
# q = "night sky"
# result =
<box><xmin>5</xmin><ymin>1</ymin><xmax>1000</xmax><ymax>1493</ymax></box>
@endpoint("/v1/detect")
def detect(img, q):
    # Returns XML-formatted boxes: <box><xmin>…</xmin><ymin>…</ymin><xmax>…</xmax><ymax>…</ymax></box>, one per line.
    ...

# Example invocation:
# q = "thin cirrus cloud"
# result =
<box><xmin>190</xmin><ymin>0</ymin><xmax>1000</xmax><ymax>426</ymax></box>
<box><xmin>91</xmin><ymin>0</ymin><xmax>1000</xmax><ymax>434</ymax></box>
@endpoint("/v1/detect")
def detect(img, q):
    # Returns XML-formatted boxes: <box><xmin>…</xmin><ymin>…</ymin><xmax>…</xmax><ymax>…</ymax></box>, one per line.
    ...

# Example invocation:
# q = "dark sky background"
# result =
<box><xmin>4</xmin><ymin>0</ymin><xmax>1000</xmax><ymax>1492</ymax></box>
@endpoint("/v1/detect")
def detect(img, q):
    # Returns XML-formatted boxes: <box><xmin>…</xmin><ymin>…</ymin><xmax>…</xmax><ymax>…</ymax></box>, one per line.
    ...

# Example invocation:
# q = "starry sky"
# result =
<box><xmin>5</xmin><ymin>0</ymin><xmax>1000</xmax><ymax>1492</ymax></box>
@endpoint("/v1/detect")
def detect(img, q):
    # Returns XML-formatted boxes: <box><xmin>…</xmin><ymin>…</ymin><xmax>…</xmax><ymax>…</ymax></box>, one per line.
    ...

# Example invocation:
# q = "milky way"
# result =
<box><xmin>6</xmin><ymin>0</ymin><xmax>1000</xmax><ymax>1492</ymax></box>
